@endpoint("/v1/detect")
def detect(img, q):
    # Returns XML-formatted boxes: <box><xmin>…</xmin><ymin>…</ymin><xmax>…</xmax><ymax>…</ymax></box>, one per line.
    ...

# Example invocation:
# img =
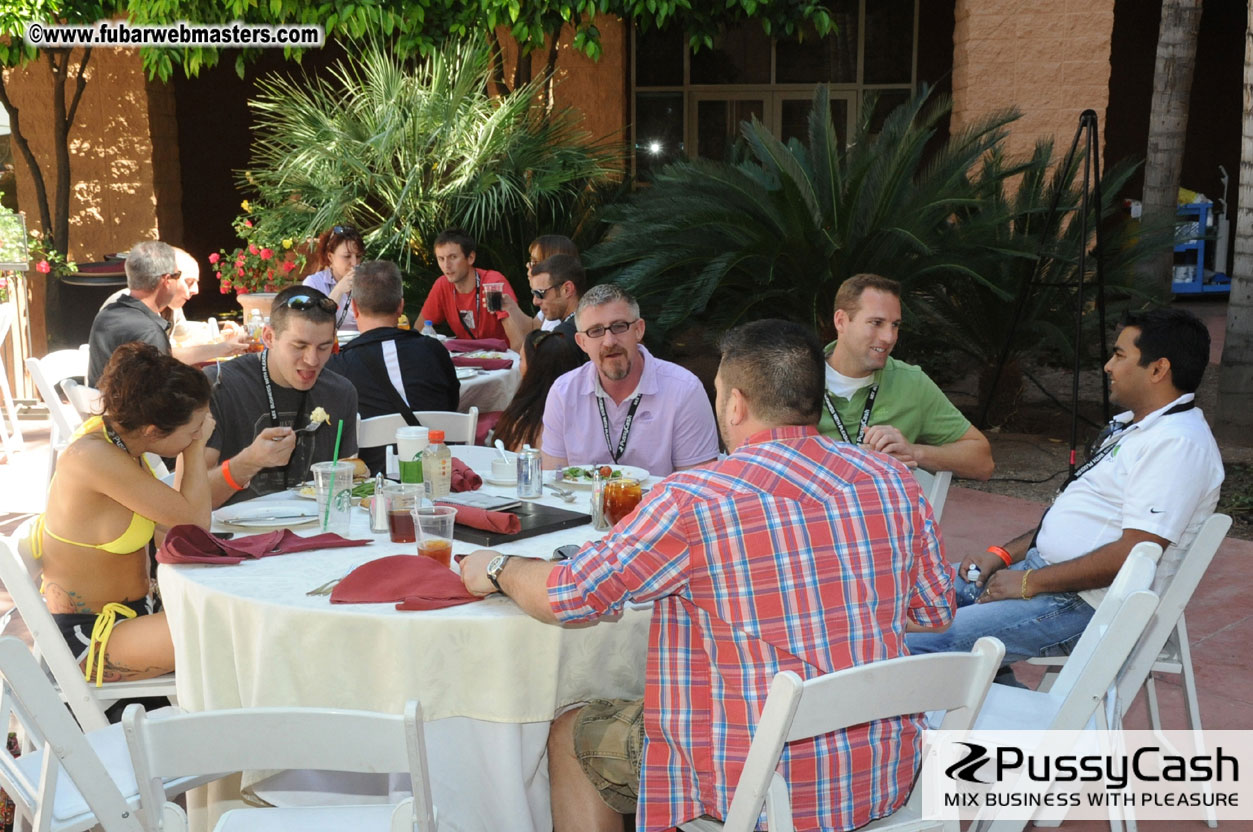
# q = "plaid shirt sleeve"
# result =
<box><xmin>547</xmin><ymin>484</ymin><xmax>693</xmax><ymax>623</ymax></box>
<box><xmin>907</xmin><ymin>493</ymin><xmax>955</xmax><ymax>628</ymax></box>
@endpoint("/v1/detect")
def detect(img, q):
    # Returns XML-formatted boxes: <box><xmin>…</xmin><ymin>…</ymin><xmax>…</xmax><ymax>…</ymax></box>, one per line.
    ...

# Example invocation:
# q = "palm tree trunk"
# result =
<box><xmin>1217</xmin><ymin>4</ymin><xmax>1253</xmax><ymax>437</ymax></box>
<box><xmin>1140</xmin><ymin>0</ymin><xmax>1202</xmax><ymax>300</ymax></box>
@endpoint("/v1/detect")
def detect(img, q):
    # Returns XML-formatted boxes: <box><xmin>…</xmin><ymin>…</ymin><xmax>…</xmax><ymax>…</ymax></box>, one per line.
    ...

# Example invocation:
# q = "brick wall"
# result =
<box><xmin>953</xmin><ymin>0</ymin><xmax>1116</xmax><ymax>159</ymax></box>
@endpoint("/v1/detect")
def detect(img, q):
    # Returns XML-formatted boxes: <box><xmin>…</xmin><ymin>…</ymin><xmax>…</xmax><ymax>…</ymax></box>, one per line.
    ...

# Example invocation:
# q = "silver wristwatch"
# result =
<box><xmin>486</xmin><ymin>554</ymin><xmax>512</xmax><ymax>594</ymax></box>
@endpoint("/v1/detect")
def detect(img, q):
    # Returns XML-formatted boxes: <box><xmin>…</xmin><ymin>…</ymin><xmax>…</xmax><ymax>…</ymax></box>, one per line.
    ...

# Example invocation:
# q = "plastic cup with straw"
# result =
<box><xmin>320</xmin><ymin>420</ymin><xmax>345</xmax><ymax>532</ymax></box>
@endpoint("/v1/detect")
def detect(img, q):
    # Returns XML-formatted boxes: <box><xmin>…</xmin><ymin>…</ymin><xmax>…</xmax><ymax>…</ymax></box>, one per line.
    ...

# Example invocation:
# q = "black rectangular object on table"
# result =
<box><xmin>452</xmin><ymin>502</ymin><xmax>592</xmax><ymax>547</ymax></box>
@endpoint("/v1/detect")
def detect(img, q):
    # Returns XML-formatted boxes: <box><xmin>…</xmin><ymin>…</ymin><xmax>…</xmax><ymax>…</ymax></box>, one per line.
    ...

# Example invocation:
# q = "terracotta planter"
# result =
<box><xmin>236</xmin><ymin>292</ymin><xmax>278</xmax><ymax>321</ymax></box>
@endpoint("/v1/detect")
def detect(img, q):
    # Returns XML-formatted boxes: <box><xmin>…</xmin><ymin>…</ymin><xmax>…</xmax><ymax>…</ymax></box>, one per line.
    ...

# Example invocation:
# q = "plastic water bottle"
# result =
<box><xmin>421</xmin><ymin>320</ymin><xmax>438</xmax><ymax>338</ymax></box>
<box><xmin>422</xmin><ymin>430</ymin><xmax>452</xmax><ymax>498</ymax></box>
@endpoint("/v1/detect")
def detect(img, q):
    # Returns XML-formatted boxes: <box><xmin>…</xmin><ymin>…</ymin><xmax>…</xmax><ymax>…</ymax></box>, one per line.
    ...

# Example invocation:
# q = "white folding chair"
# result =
<box><xmin>1028</xmin><ymin>514</ymin><xmax>1231</xmax><ymax>735</ymax></box>
<box><xmin>357</xmin><ymin>413</ymin><xmax>412</xmax><ymax>451</ymax></box>
<box><xmin>414</xmin><ymin>407</ymin><xmax>478</xmax><ymax>445</ymax></box>
<box><xmin>680</xmin><ymin>636</ymin><xmax>1005</xmax><ymax>832</ymax></box>
<box><xmin>912</xmin><ymin>469</ymin><xmax>953</xmax><ymax>521</ymax></box>
<box><xmin>60</xmin><ymin>378</ymin><xmax>101</xmax><ymax>422</ymax></box>
<box><xmin>0</xmin><ymin>303</ymin><xmax>24</xmax><ymax>456</ymax></box>
<box><xmin>25</xmin><ymin>349</ymin><xmax>87</xmax><ymax>444</ymax></box>
<box><xmin>0</xmin><ymin>533</ymin><xmax>177</xmax><ymax>734</ymax></box>
<box><xmin>0</xmin><ymin>636</ymin><xmax>206</xmax><ymax>832</ymax></box>
<box><xmin>123</xmin><ymin>700</ymin><xmax>437</xmax><ymax>832</ymax></box>
<box><xmin>969</xmin><ymin>544</ymin><xmax>1162</xmax><ymax>832</ymax></box>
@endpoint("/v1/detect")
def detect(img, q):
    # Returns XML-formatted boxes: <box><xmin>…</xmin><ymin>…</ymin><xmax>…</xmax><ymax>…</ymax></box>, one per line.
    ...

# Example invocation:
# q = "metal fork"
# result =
<box><xmin>543</xmin><ymin>482</ymin><xmax>577</xmax><ymax>502</ymax></box>
<box><xmin>306</xmin><ymin>574</ymin><xmax>346</xmax><ymax>596</ymax></box>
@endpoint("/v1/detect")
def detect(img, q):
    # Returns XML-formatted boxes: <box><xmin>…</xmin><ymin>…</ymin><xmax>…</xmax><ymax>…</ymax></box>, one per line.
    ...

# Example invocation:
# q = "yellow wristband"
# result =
<box><xmin>1020</xmin><ymin>568</ymin><xmax>1035</xmax><ymax>600</ymax></box>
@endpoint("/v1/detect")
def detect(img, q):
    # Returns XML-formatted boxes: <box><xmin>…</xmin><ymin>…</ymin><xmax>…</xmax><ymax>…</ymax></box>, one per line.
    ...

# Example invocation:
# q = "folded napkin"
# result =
<box><xmin>436</xmin><ymin>501</ymin><xmax>521</xmax><ymax>535</ymax></box>
<box><xmin>328</xmin><ymin>554</ymin><xmax>480</xmax><ymax>610</ymax></box>
<box><xmin>451</xmin><ymin>457</ymin><xmax>482</xmax><ymax>492</ymax></box>
<box><xmin>158</xmin><ymin>525</ymin><xmax>370</xmax><ymax>565</ymax></box>
<box><xmin>445</xmin><ymin>337</ymin><xmax>509</xmax><ymax>353</ymax></box>
<box><xmin>451</xmin><ymin>355</ymin><xmax>513</xmax><ymax>371</ymax></box>
<box><xmin>475</xmin><ymin>410</ymin><xmax>502</xmax><ymax>445</ymax></box>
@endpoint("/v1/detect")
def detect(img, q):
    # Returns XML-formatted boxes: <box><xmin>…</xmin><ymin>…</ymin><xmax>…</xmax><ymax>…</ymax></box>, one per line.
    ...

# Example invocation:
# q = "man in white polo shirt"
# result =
<box><xmin>907</xmin><ymin>307</ymin><xmax>1223</xmax><ymax>674</ymax></box>
<box><xmin>541</xmin><ymin>283</ymin><xmax>719</xmax><ymax>477</ymax></box>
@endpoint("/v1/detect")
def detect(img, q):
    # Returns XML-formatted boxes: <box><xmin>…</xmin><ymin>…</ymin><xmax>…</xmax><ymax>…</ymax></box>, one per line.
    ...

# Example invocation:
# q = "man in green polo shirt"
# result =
<box><xmin>821</xmin><ymin>274</ymin><xmax>994</xmax><ymax>480</ymax></box>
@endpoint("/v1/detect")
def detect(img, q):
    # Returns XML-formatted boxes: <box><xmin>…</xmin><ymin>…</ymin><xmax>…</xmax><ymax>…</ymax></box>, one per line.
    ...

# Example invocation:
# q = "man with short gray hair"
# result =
<box><xmin>87</xmin><ymin>240</ymin><xmax>181</xmax><ymax>385</ymax></box>
<box><xmin>540</xmin><ymin>283</ymin><xmax>718</xmax><ymax>477</ymax></box>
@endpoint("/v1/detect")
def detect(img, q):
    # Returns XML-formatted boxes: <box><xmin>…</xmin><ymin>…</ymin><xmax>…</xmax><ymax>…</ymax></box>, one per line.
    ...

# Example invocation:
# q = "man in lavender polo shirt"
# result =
<box><xmin>540</xmin><ymin>284</ymin><xmax>719</xmax><ymax>477</ymax></box>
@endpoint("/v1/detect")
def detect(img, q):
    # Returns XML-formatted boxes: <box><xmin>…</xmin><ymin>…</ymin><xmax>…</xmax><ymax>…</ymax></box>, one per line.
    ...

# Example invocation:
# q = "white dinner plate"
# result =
<box><xmin>455</xmin><ymin>367</ymin><xmax>479</xmax><ymax>380</ymax></box>
<box><xmin>483</xmin><ymin>475</ymin><xmax>517</xmax><ymax>487</ymax></box>
<box><xmin>559</xmin><ymin>464</ymin><xmax>650</xmax><ymax>489</ymax></box>
<box><xmin>214</xmin><ymin>500</ymin><xmax>320</xmax><ymax>529</ymax></box>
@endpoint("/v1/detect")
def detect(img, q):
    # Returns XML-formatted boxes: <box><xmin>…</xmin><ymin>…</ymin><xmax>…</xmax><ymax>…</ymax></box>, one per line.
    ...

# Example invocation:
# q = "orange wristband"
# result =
<box><xmin>987</xmin><ymin>545</ymin><xmax>1013</xmax><ymax>567</ymax></box>
<box><xmin>221</xmin><ymin>459</ymin><xmax>246</xmax><ymax>492</ymax></box>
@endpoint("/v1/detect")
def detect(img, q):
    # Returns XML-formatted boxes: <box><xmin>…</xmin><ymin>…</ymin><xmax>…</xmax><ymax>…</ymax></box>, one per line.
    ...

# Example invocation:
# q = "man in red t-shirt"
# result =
<box><xmin>419</xmin><ymin>228</ymin><xmax>517</xmax><ymax>341</ymax></box>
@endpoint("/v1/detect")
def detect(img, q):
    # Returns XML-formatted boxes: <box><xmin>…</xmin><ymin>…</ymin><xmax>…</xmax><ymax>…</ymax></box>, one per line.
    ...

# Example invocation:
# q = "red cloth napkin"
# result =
<box><xmin>158</xmin><ymin>525</ymin><xmax>370</xmax><ymax>565</ymax></box>
<box><xmin>436</xmin><ymin>501</ymin><xmax>521</xmax><ymax>535</ymax></box>
<box><xmin>451</xmin><ymin>457</ymin><xmax>482</xmax><ymax>492</ymax></box>
<box><xmin>451</xmin><ymin>355</ymin><xmax>513</xmax><ymax>371</ymax></box>
<box><xmin>327</xmin><ymin>554</ymin><xmax>481</xmax><ymax>610</ymax></box>
<box><xmin>475</xmin><ymin>410</ymin><xmax>502</xmax><ymax>445</ymax></box>
<box><xmin>445</xmin><ymin>337</ymin><xmax>509</xmax><ymax>353</ymax></box>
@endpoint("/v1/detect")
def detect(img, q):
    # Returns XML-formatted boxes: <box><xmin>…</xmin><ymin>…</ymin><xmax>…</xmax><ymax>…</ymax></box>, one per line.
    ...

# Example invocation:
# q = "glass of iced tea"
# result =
<box><xmin>602</xmin><ymin>478</ymin><xmax>643</xmax><ymax>526</ymax></box>
<box><xmin>484</xmin><ymin>282</ymin><xmax>505</xmax><ymax>313</ymax></box>
<box><xmin>413</xmin><ymin>505</ymin><xmax>457</xmax><ymax>568</ymax></box>
<box><xmin>383</xmin><ymin>482</ymin><xmax>423</xmax><ymax>543</ymax></box>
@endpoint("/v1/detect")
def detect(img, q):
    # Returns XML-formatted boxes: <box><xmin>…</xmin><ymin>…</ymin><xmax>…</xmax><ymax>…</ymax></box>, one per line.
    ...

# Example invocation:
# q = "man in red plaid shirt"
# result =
<box><xmin>461</xmin><ymin>319</ymin><xmax>954</xmax><ymax>831</ymax></box>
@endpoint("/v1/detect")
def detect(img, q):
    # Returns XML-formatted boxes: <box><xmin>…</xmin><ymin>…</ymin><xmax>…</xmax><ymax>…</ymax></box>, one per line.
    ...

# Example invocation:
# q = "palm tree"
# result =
<box><xmin>1216</xmin><ymin>5</ymin><xmax>1253</xmax><ymax>436</ymax></box>
<box><xmin>239</xmin><ymin>39</ymin><xmax>622</xmax><ymax>293</ymax></box>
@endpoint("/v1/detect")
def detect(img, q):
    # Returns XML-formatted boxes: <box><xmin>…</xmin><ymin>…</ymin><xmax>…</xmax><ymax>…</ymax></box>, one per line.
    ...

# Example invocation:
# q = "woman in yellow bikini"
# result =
<box><xmin>36</xmin><ymin>342</ymin><xmax>213</xmax><ymax>685</ymax></box>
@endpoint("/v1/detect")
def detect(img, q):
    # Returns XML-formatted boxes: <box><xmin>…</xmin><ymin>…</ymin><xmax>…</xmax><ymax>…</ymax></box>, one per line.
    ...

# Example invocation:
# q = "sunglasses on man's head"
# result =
<box><xmin>281</xmin><ymin>293</ymin><xmax>339</xmax><ymax>314</ymax></box>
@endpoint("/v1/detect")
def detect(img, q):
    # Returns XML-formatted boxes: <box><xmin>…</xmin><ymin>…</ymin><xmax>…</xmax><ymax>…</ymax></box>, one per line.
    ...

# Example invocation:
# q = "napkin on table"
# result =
<box><xmin>444</xmin><ymin>337</ymin><xmax>509</xmax><ymax>353</ymax></box>
<box><xmin>435</xmin><ymin>501</ymin><xmax>521</xmax><ymax>535</ymax></box>
<box><xmin>451</xmin><ymin>355</ymin><xmax>513</xmax><ymax>371</ymax></box>
<box><xmin>158</xmin><ymin>525</ymin><xmax>370</xmax><ymax>565</ymax></box>
<box><xmin>328</xmin><ymin>554</ymin><xmax>481</xmax><ymax>610</ymax></box>
<box><xmin>451</xmin><ymin>457</ymin><xmax>482</xmax><ymax>492</ymax></box>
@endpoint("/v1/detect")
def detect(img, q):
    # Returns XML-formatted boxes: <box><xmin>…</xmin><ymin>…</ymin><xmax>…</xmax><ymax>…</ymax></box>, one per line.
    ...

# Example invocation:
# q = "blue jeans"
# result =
<box><xmin>905</xmin><ymin>549</ymin><xmax>1094</xmax><ymax>665</ymax></box>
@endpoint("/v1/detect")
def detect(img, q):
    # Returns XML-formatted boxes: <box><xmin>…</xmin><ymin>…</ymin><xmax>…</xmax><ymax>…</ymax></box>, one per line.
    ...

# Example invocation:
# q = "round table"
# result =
<box><xmin>453</xmin><ymin>351</ymin><xmax>522</xmax><ymax>414</ymax></box>
<box><xmin>158</xmin><ymin>447</ymin><xmax>648</xmax><ymax>831</ymax></box>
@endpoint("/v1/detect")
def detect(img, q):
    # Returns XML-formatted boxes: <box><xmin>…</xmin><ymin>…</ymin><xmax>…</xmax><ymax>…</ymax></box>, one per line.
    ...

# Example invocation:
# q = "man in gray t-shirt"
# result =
<box><xmin>204</xmin><ymin>286</ymin><xmax>359</xmax><ymax>507</ymax></box>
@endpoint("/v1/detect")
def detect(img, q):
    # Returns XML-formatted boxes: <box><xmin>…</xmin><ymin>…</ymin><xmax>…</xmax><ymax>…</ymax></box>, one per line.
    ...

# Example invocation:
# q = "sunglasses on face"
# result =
<box><xmin>531</xmin><ymin>284</ymin><xmax>560</xmax><ymax>301</ymax></box>
<box><xmin>580</xmin><ymin>320</ymin><xmax>637</xmax><ymax>339</ymax></box>
<box><xmin>281</xmin><ymin>293</ymin><xmax>339</xmax><ymax>314</ymax></box>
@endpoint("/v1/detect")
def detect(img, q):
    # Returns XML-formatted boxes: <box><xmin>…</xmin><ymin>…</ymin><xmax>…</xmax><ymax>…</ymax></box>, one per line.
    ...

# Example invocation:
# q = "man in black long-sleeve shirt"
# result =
<box><xmin>327</xmin><ymin>260</ymin><xmax>460</xmax><ymax>473</ymax></box>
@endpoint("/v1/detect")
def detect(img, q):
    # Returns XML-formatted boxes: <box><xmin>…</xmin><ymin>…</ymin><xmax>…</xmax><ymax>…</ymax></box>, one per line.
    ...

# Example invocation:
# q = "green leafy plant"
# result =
<box><xmin>586</xmin><ymin>86</ymin><xmax>1022</xmax><ymax>341</ymax></box>
<box><xmin>234</xmin><ymin>38</ymin><xmax>621</xmax><ymax>303</ymax></box>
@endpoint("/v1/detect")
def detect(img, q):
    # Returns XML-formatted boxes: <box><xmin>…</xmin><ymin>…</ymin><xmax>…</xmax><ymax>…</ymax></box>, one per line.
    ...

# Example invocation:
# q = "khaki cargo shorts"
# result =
<box><xmin>573</xmin><ymin>698</ymin><xmax>645</xmax><ymax>814</ymax></box>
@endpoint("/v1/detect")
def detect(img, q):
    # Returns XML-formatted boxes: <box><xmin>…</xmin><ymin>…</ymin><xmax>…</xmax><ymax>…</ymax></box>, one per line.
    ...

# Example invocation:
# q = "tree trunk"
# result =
<box><xmin>1140</xmin><ymin>0</ymin><xmax>1202</xmax><ymax>300</ymax></box>
<box><xmin>1217</xmin><ymin>5</ymin><xmax>1253</xmax><ymax>438</ymax></box>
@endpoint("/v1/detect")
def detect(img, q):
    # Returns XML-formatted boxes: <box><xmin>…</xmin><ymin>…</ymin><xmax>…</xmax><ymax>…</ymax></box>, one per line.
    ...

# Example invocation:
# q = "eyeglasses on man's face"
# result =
<box><xmin>580</xmin><ymin>319</ymin><xmax>638</xmax><ymax>339</ymax></box>
<box><xmin>281</xmin><ymin>293</ymin><xmax>339</xmax><ymax>314</ymax></box>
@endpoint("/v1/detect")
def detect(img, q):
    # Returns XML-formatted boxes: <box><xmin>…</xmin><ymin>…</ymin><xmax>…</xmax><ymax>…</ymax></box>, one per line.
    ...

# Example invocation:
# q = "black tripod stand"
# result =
<box><xmin>979</xmin><ymin>109</ymin><xmax>1112</xmax><ymax>479</ymax></box>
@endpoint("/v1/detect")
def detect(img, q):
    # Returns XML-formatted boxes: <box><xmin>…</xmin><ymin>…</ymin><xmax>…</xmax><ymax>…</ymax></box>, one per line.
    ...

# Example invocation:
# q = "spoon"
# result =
<box><xmin>494</xmin><ymin>439</ymin><xmax>510</xmax><ymax>461</ymax></box>
<box><xmin>544</xmin><ymin>482</ymin><xmax>576</xmax><ymax>502</ymax></box>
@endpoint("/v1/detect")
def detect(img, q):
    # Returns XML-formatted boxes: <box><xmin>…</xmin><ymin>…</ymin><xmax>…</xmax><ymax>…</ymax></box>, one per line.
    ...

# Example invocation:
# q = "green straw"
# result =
<box><xmin>322</xmin><ymin>419</ymin><xmax>346</xmax><ymax>530</ymax></box>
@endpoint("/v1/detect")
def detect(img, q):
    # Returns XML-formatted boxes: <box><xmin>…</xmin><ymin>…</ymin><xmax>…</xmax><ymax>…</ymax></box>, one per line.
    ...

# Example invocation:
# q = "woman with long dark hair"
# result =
<box><xmin>302</xmin><ymin>224</ymin><xmax>366</xmax><ymax>331</ymax></box>
<box><xmin>35</xmin><ymin>342</ymin><xmax>213</xmax><ymax>684</ymax></box>
<box><xmin>493</xmin><ymin>329</ymin><xmax>584</xmax><ymax>452</ymax></box>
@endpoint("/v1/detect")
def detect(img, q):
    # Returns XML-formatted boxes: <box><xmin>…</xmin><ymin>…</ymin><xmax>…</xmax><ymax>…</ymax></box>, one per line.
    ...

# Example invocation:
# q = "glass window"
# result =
<box><xmin>780</xmin><ymin>97</ymin><xmax>850</xmax><ymax>149</ymax></box>
<box><xmin>775</xmin><ymin>0</ymin><xmax>859</xmax><ymax>84</ymax></box>
<box><xmin>863</xmin><ymin>0</ymin><xmax>915</xmax><ymax>84</ymax></box>
<box><xmin>864</xmin><ymin>89</ymin><xmax>911</xmax><ymax>134</ymax></box>
<box><xmin>635</xmin><ymin>26</ymin><xmax>684</xmax><ymax>87</ymax></box>
<box><xmin>634</xmin><ymin>92</ymin><xmax>684</xmax><ymax>181</ymax></box>
<box><xmin>689</xmin><ymin>22</ymin><xmax>771</xmax><ymax>85</ymax></box>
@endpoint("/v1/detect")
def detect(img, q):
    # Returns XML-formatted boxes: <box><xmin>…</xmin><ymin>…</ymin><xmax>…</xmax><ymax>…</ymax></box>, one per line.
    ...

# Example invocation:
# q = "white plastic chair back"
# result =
<box><xmin>60</xmin><ymin>379</ymin><xmax>101</xmax><ymax>422</ymax></box>
<box><xmin>681</xmin><ymin>637</ymin><xmax>1005</xmax><ymax>832</ymax></box>
<box><xmin>0</xmin><ymin>635</ymin><xmax>145</xmax><ymax>832</ymax></box>
<box><xmin>25</xmin><ymin>350</ymin><xmax>87</xmax><ymax>444</ymax></box>
<box><xmin>0</xmin><ymin>534</ymin><xmax>175</xmax><ymax>734</ymax></box>
<box><xmin>911</xmin><ymin>468</ymin><xmax>952</xmax><ymax>521</ymax></box>
<box><xmin>356</xmin><ymin>412</ymin><xmax>412</xmax><ymax>450</ymax></box>
<box><xmin>414</xmin><ymin>406</ymin><xmax>478</xmax><ymax>445</ymax></box>
<box><xmin>123</xmin><ymin>700</ymin><xmax>437</xmax><ymax>832</ymax></box>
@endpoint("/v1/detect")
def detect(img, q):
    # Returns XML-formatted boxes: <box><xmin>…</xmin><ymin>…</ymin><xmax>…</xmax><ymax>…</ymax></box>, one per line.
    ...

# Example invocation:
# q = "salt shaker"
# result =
<box><xmin>591</xmin><ymin>468</ymin><xmax>610</xmax><ymax>531</ymax></box>
<box><xmin>369</xmin><ymin>473</ymin><xmax>388</xmax><ymax>534</ymax></box>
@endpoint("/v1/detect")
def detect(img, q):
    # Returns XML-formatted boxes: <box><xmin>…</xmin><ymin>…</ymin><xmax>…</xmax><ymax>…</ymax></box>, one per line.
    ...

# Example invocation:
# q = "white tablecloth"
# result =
<box><xmin>454</xmin><ymin>351</ymin><xmax>521</xmax><ymax>414</ymax></box>
<box><xmin>159</xmin><ymin>447</ymin><xmax>647</xmax><ymax>831</ymax></box>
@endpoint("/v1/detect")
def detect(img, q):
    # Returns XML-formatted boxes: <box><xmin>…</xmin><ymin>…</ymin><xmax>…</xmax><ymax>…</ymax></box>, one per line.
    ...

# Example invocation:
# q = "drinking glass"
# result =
<box><xmin>382</xmin><ymin>482</ymin><xmax>424</xmax><ymax>543</ymax></box>
<box><xmin>413</xmin><ymin>505</ymin><xmax>457</xmax><ymax>567</ymax></box>
<box><xmin>484</xmin><ymin>282</ymin><xmax>505</xmax><ymax>313</ymax></box>
<box><xmin>311</xmin><ymin>461</ymin><xmax>355</xmax><ymax>535</ymax></box>
<box><xmin>602</xmin><ymin>478</ymin><xmax>643</xmax><ymax>526</ymax></box>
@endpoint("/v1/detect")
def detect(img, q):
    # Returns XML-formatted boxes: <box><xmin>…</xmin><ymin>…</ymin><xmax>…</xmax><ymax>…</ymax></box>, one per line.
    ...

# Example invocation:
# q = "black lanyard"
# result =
<box><xmin>824</xmin><ymin>384</ymin><xmax>878</xmax><ymax>444</ymax></box>
<box><xmin>101</xmin><ymin>418</ymin><xmax>128</xmax><ymax>453</ymax></box>
<box><xmin>337</xmin><ymin>292</ymin><xmax>351</xmax><ymax>328</ymax></box>
<box><xmin>260</xmin><ymin>350</ymin><xmax>308</xmax><ymax>487</ymax></box>
<box><xmin>598</xmin><ymin>394</ymin><xmax>643</xmax><ymax>463</ymax></box>
<box><xmin>458</xmin><ymin>271</ymin><xmax>481</xmax><ymax>337</ymax></box>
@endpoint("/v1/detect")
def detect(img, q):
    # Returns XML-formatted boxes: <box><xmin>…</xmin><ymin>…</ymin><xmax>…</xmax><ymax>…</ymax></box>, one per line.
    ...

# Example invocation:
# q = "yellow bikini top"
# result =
<box><xmin>34</xmin><ymin>416</ymin><xmax>158</xmax><ymax>557</ymax></box>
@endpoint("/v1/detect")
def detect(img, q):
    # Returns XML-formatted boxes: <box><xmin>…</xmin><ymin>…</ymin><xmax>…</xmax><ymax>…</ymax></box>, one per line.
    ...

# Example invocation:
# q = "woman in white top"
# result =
<box><xmin>302</xmin><ymin>224</ymin><xmax>365</xmax><ymax>331</ymax></box>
